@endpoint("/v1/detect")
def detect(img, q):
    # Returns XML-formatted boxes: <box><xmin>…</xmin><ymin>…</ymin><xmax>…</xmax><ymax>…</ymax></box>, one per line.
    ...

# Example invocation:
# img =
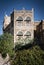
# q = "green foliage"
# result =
<box><xmin>0</xmin><ymin>33</ymin><xmax>44</xmax><ymax>65</ymax></box>
<box><xmin>0</xmin><ymin>33</ymin><xmax>14</xmax><ymax>58</ymax></box>
<box><xmin>11</xmin><ymin>45</ymin><xmax>44</xmax><ymax>65</ymax></box>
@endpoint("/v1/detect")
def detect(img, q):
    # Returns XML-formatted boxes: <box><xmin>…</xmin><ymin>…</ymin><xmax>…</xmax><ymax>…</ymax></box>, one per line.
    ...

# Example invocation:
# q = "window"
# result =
<box><xmin>16</xmin><ymin>16</ymin><xmax>23</xmax><ymax>26</ymax></box>
<box><xmin>25</xmin><ymin>17</ymin><xmax>31</xmax><ymax>26</ymax></box>
<box><xmin>25</xmin><ymin>31</ymin><xmax>31</xmax><ymax>38</ymax></box>
<box><xmin>17</xmin><ymin>31</ymin><xmax>23</xmax><ymax>40</ymax></box>
<box><xmin>16</xmin><ymin>16</ymin><xmax>23</xmax><ymax>21</ymax></box>
<box><xmin>17</xmin><ymin>31</ymin><xmax>23</xmax><ymax>36</ymax></box>
<box><xmin>25</xmin><ymin>31</ymin><xmax>31</xmax><ymax>36</ymax></box>
<box><xmin>25</xmin><ymin>17</ymin><xmax>31</xmax><ymax>21</ymax></box>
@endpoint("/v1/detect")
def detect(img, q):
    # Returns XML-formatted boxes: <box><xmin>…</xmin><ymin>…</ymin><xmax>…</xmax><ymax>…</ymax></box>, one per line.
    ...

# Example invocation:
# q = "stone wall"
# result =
<box><xmin>0</xmin><ymin>54</ymin><xmax>10</xmax><ymax>65</ymax></box>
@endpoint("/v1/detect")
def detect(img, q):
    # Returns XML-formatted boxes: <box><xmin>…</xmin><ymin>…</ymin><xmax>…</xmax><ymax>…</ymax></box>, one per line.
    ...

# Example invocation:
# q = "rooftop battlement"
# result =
<box><xmin>11</xmin><ymin>8</ymin><xmax>34</xmax><ymax>13</ymax></box>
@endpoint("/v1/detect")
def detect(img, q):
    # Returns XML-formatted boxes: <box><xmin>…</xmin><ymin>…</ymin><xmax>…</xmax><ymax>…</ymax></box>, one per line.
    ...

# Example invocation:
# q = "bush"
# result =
<box><xmin>11</xmin><ymin>45</ymin><xmax>44</xmax><ymax>65</ymax></box>
<box><xmin>0</xmin><ymin>33</ymin><xmax>14</xmax><ymax>58</ymax></box>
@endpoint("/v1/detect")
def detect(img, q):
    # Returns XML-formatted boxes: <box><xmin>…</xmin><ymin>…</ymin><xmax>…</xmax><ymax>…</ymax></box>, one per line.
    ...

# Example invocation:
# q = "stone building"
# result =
<box><xmin>34</xmin><ymin>21</ymin><xmax>40</xmax><ymax>37</ymax></box>
<box><xmin>3</xmin><ymin>8</ymin><xmax>34</xmax><ymax>44</ymax></box>
<box><xmin>3</xmin><ymin>8</ymin><xmax>44</xmax><ymax>45</ymax></box>
<box><xmin>36</xmin><ymin>20</ymin><xmax>44</xmax><ymax>44</ymax></box>
<box><xmin>2</xmin><ymin>8</ymin><xmax>44</xmax><ymax>65</ymax></box>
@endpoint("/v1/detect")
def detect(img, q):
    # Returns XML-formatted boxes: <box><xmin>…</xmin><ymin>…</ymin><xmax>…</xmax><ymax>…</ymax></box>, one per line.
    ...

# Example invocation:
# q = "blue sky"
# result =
<box><xmin>0</xmin><ymin>0</ymin><xmax>44</xmax><ymax>35</ymax></box>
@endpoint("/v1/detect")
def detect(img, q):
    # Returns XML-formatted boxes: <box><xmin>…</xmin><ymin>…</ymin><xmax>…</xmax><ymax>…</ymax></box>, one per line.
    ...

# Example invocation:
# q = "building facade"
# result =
<box><xmin>36</xmin><ymin>20</ymin><xmax>44</xmax><ymax>44</ymax></box>
<box><xmin>3</xmin><ymin>8</ymin><xmax>34</xmax><ymax>44</ymax></box>
<box><xmin>3</xmin><ymin>8</ymin><xmax>44</xmax><ymax>45</ymax></box>
<box><xmin>34</xmin><ymin>21</ymin><xmax>40</xmax><ymax>37</ymax></box>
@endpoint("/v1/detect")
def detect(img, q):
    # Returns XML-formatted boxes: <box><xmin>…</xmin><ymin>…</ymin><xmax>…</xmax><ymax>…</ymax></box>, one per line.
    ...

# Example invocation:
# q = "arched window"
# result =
<box><xmin>25</xmin><ymin>31</ymin><xmax>31</xmax><ymax>36</ymax></box>
<box><xmin>25</xmin><ymin>17</ymin><xmax>31</xmax><ymax>26</ymax></box>
<box><xmin>17</xmin><ymin>31</ymin><xmax>23</xmax><ymax>36</ymax></box>
<box><xmin>25</xmin><ymin>17</ymin><xmax>31</xmax><ymax>21</ymax></box>
<box><xmin>16</xmin><ymin>16</ymin><xmax>23</xmax><ymax>26</ymax></box>
<box><xmin>16</xmin><ymin>16</ymin><xmax>23</xmax><ymax>21</ymax></box>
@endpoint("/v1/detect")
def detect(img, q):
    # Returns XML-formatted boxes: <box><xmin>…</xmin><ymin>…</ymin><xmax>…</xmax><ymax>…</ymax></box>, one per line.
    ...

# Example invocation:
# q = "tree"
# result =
<box><xmin>11</xmin><ymin>45</ymin><xmax>44</xmax><ymax>65</ymax></box>
<box><xmin>10</xmin><ymin>38</ymin><xmax>44</xmax><ymax>65</ymax></box>
<box><xmin>0</xmin><ymin>33</ymin><xmax>14</xmax><ymax>58</ymax></box>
